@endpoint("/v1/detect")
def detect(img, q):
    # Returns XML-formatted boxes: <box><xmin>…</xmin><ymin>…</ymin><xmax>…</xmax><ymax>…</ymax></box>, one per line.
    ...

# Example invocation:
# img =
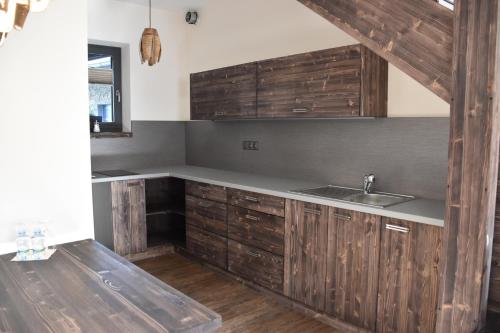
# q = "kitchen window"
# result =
<box><xmin>88</xmin><ymin>44</ymin><xmax>122</xmax><ymax>133</ymax></box>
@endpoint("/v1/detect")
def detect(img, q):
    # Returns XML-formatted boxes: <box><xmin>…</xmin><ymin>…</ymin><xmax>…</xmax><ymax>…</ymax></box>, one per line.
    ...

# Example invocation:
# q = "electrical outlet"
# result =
<box><xmin>242</xmin><ymin>140</ymin><xmax>259</xmax><ymax>151</ymax></box>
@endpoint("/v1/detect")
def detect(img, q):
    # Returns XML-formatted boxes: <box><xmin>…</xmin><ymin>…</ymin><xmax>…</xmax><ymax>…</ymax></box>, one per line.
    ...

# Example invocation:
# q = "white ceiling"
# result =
<box><xmin>114</xmin><ymin>0</ymin><xmax>206</xmax><ymax>10</ymax></box>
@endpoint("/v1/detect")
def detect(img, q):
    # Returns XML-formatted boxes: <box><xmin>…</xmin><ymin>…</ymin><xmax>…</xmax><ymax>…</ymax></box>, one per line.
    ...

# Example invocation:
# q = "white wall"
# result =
<box><xmin>188</xmin><ymin>0</ymin><xmax>450</xmax><ymax>117</ymax></box>
<box><xmin>0</xmin><ymin>0</ymin><xmax>94</xmax><ymax>254</ymax></box>
<box><xmin>88</xmin><ymin>0</ymin><xmax>191</xmax><ymax>121</ymax></box>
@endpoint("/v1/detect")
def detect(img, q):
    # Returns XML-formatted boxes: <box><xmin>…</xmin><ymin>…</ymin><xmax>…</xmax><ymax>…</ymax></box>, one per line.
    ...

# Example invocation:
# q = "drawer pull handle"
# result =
<box><xmin>198</xmin><ymin>202</ymin><xmax>212</xmax><ymax>208</ymax></box>
<box><xmin>198</xmin><ymin>185</ymin><xmax>209</xmax><ymax>191</ymax></box>
<box><xmin>304</xmin><ymin>208</ymin><xmax>322</xmax><ymax>216</ymax></box>
<box><xmin>385</xmin><ymin>224</ymin><xmax>410</xmax><ymax>233</ymax></box>
<box><xmin>214</xmin><ymin>111</ymin><xmax>225</xmax><ymax>116</ymax></box>
<box><xmin>247</xmin><ymin>251</ymin><xmax>261</xmax><ymax>258</ymax></box>
<box><xmin>292</xmin><ymin>108</ymin><xmax>309</xmax><ymax>113</ymax></box>
<box><xmin>245</xmin><ymin>214</ymin><xmax>260</xmax><ymax>221</ymax></box>
<box><xmin>333</xmin><ymin>213</ymin><xmax>352</xmax><ymax>221</ymax></box>
<box><xmin>127</xmin><ymin>182</ymin><xmax>142</xmax><ymax>187</ymax></box>
<box><xmin>244</xmin><ymin>196</ymin><xmax>259</xmax><ymax>203</ymax></box>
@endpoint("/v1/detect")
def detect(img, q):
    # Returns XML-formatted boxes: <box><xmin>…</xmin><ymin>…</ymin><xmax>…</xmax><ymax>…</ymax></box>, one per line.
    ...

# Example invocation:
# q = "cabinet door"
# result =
<box><xmin>325</xmin><ymin>209</ymin><xmax>381</xmax><ymax>331</ymax></box>
<box><xmin>377</xmin><ymin>218</ymin><xmax>442</xmax><ymax>333</ymax></box>
<box><xmin>257</xmin><ymin>46</ymin><xmax>361</xmax><ymax>118</ymax></box>
<box><xmin>186</xmin><ymin>225</ymin><xmax>227</xmax><ymax>269</ymax></box>
<box><xmin>190</xmin><ymin>63</ymin><xmax>257</xmax><ymax>120</ymax></box>
<box><xmin>284</xmin><ymin>200</ymin><xmax>328</xmax><ymax>311</ymax></box>
<box><xmin>111</xmin><ymin>180</ymin><xmax>147</xmax><ymax>256</ymax></box>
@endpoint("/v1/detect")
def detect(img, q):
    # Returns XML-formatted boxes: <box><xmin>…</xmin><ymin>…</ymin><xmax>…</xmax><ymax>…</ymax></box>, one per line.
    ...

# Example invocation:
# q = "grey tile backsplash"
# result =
<box><xmin>90</xmin><ymin>118</ymin><xmax>449</xmax><ymax>200</ymax></box>
<box><xmin>91</xmin><ymin>121</ymin><xmax>186</xmax><ymax>170</ymax></box>
<box><xmin>185</xmin><ymin>118</ymin><xmax>449</xmax><ymax>200</ymax></box>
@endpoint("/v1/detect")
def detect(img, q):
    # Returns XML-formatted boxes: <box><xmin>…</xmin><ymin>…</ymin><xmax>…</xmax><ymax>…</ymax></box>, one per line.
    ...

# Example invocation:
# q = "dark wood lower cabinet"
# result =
<box><xmin>376</xmin><ymin>218</ymin><xmax>442</xmax><ymax>333</ymax></box>
<box><xmin>186</xmin><ymin>224</ymin><xmax>227</xmax><ymax>269</ymax></box>
<box><xmin>228</xmin><ymin>206</ymin><xmax>285</xmax><ymax>256</ymax></box>
<box><xmin>284</xmin><ymin>200</ymin><xmax>328</xmax><ymax>311</ymax></box>
<box><xmin>111</xmin><ymin>180</ymin><xmax>147</xmax><ymax>256</ymax></box>
<box><xmin>326</xmin><ymin>208</ymin><xmax>381</xmax><ymax>331</ymax></box>
<box><xmin>186</xmin><ymin>195</ymin><xmax>228</xmax><ymax>237</ymax></box>
<box><xmin>228</xmin><ymin>240</ymin><xmax>284</xmax><ymax>293</ymax></box>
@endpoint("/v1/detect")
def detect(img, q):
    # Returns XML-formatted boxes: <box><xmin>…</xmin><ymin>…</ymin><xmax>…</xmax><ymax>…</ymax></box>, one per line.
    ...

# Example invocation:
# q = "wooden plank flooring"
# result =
<box><xmin>136</xmin><ymin>253</ymin><xmax>340</xmax><ymax>333</ymax></box>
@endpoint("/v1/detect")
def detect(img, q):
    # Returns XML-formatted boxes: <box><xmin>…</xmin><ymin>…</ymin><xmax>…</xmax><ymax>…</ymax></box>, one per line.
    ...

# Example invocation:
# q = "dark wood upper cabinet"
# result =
<box><xmin>190</xmin><ymin>44</ymin><xmax>387</xmax><ymax>120</ymax></box>
<box><xmin>110</xmin><ymin>180</ymin><xmax>147</xmax><ymax>256</ymax></box>
<box><xmin>325</xmin><ymin>208</ymin><xmax>381</xmax><ymax>331</ymax></box>
<box><xmin>190</xmin><ymin>63</ymin><xmax>257</xmax><ymax>120</ymax></box>
<box><xmin>258</xmin><ymin>45</ymin><xmax>361</xmax><ymax>118</ymax></box>
<box><xmin>284</xmin><ymin>199</ymin><xmax>328</xmax><ymax>311</ymax></box>
<box><xmin>377</xmin><ymin>217</ymin><xmax>442</xmax><ymax>333</ymax></box>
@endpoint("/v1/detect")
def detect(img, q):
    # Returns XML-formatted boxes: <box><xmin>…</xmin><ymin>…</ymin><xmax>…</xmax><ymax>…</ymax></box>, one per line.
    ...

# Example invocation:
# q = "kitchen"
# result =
<box><xmin>0</xmin><ymin>0</ymin><xmax>499</xmax><ymax>332</ymax></box>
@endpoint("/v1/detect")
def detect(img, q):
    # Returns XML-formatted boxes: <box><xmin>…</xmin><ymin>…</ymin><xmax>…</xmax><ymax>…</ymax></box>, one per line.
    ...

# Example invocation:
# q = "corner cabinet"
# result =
<box><xmin>190</xmin><ymin>63</ymin><xmax>257</xmax><ymax>120</ymax></box>
<box><xmin>190</xmin><ymin>44</ymin><xmax>388</xmax><ymax>120</ymax></box>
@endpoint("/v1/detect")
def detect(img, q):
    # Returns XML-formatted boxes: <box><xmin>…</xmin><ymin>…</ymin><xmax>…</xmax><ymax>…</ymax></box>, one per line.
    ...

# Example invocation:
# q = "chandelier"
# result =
<box><xmin>0</xmin><ymin>0</ymin><xmax>50</xmax><ymax>46</ymax></box>
<box><xmin>140</xmin><ymin>0</ymin><xmax>161</xmax><ymax>66</ymax></box>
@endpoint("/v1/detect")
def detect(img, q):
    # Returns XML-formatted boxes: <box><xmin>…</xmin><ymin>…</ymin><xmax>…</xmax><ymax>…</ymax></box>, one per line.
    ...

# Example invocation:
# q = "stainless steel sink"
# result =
<box><xmin>343</xmin><ymin>192</ymin><xmax>414</xmax><ymax>208</ymax></box>
<box><xmin>291</xmin><ymin>185</ymin><xmax>415</xmax><ymax>208</ymax></box>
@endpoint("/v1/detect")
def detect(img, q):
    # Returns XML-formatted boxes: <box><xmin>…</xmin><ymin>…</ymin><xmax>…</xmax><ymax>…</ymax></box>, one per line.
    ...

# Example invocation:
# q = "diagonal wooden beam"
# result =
<box><xmin>436</xmin><ymin>0</ymin><xmax>500</xmax><ymax>331</ymax></box>
<box><xmin>297</xmin><ymin>0</ymin><xmax>453</xmax><ymax>103</ymax></box>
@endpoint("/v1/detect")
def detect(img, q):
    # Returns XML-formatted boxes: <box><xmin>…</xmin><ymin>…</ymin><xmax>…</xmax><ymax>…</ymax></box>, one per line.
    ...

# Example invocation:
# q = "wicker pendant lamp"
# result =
<box><xmin>140</xmin><ymin>0</ymin><xmax>161</xmax><ymax>66</ymax></box>
<box><xmin>0</xmin><ymin>0</ymin><xmax>50</xmax><ymax>46</ymax></box>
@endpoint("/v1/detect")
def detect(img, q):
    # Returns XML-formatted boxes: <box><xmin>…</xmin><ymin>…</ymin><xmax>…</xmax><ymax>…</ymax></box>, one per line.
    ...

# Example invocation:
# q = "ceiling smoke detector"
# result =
<box><xmin>185</xmin><ymin>11</ymin><xmax>198</xmax><ymax>24</ymax></box>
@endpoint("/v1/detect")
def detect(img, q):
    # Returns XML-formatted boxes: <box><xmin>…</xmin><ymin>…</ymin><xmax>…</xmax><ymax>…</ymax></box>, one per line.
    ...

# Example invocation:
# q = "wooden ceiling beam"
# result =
<box><xmin>297</xmin><ymin>0</ymin><xmax>453</xmax><ymax>103</ymax></box>
<box><xmin>436</xmin><ymin>0</ymin><xmax>500</xmax><ymax>331</ymax></box>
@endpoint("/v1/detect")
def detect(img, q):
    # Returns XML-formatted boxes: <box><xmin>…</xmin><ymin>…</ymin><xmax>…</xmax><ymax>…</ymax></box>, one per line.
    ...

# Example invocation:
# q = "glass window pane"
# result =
<box><xmin>88</xmin><ymin>55</ymin><xmax>112</xmax><ymax>69</ymax></box>
<box><xmin>89</xmin><ymin>84</ymin><xmax>114</xmax><ymax>123</ymax></box>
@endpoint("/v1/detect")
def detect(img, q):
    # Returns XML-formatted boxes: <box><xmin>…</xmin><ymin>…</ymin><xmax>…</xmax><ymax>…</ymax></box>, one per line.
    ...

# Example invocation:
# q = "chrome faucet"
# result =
<box><xmin>363</xmin><ymin>174</ymin><xmax>376</xmax><ymax>194</ymax></box>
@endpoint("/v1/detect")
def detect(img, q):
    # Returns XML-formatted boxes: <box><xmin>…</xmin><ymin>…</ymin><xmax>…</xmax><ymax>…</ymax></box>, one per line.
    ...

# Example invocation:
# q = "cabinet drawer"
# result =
<box><xmin>228</xmin><ymin>189</ymin><xmax>285</xmax><ymax>217</ymax></box>
<box><xmin>186</xmin><ymin>181</ymin><xmax>227</xmax><ymax>203</ymax></box>
<box><xmin>186</xmin><ymin>225</ymin><xmax>227</xmax><ymax>269</ymax></box>
<box><xmin>228</xmin><ymin>240</ymin><xmax>284</xmax><ymax>293</ymax></box>
<box><xmin>186</xmin><ymin>195</ymin><xmax>227</xmax><ymax>236</ymax></box>
<box><xmin>228</xmin><ymin>206</ymin><xmax>284</xmax><ymax>255</ymax></box>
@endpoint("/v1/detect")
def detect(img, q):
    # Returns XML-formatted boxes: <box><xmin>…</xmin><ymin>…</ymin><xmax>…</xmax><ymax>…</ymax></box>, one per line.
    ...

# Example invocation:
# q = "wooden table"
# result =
<box><xmin>0</xmin><ymin>239</ymin><xmax>221</xmax><ymax>333</ymax></box>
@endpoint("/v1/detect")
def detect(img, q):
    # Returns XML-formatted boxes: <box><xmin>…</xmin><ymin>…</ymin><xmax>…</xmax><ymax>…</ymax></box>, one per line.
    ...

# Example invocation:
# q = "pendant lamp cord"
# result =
<box><xmin>149</xmin><ymin>0</ymin><xmax>152</xmax><ymax>28</ymax></box>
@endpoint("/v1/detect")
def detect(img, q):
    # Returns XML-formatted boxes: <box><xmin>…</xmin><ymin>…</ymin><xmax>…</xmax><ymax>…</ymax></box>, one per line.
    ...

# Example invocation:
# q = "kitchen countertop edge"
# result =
<box><xmin>92</xmin><ymin>165</ymin><xmax>445</xmax><ymax>227</ymax></box>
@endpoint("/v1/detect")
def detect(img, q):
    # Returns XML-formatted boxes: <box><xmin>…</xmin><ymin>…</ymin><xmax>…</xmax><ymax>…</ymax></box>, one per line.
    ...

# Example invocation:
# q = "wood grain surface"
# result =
<box><xmin>437</xmin><ymin>1</ymin><xmax>500</xmax><ymax>331</ymax></box>
<box><xmin>137</xmin><ymin>253</ymin><xmax>340</xmax><ymax>333</ymax></box>
<box><xmin>186</xmin><ymin>195</ymin><xmax>228</xmax><ymax>237</ymax></box>
<box><xmin>228</xmin><ymin>188</ymin><xmax>285</xmax><ymax>217</ymax></box>
<box><xmin>228</xmin><ymin>206</ymin><xmax>285</xmax><ymax>255</ymax></box>
<box><xmin>377</xmin><ymin>218</ymin><xmax>442</xmax><ymax>333</ymax></box>
<box><xmin>284</xmin><ymin>199</ymin><xmax>328</xmax><ymax>311</ymax></box>
<box><xmin>0</xmin><ymin>240</ymin><xmax>221</xmax><ymax>333</ymax></box>
<box><xmin>257</xmin><ymin>46</ymin><xmax>362</xmax><ymax>118</ymax></box>
<box><xmin>297</xmin><ymin>0</ymin><xmax>453</xmax><ymax>102</ymax></box>
<box><xmin>326</xmin><ymin>208</ymin><xmax>381</xmax><ymax>330</ymax></box>
<box><xmin>190</xmin><ymin>63</ymin><xmax>257</xmax><ymax>120</ymax></box>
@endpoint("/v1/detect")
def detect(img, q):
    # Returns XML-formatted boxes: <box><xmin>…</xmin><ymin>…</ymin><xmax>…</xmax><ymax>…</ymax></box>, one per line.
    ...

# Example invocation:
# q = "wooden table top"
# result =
<box><xmin>0</xmin><ymin>239</ymin><xmax>221</xmax><ymax>333</ymax></box>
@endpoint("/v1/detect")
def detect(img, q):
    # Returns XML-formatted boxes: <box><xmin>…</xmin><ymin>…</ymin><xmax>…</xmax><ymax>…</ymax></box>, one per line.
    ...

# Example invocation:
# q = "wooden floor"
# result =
<box><xmin>136</xmin><ymin>253</ymin><xmax>340</xmax><ymax>333</ymax></box>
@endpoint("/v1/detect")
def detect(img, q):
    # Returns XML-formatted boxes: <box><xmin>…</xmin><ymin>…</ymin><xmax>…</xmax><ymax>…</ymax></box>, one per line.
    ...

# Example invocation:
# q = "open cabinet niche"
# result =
<box><xmin>145</xmin><ymin>178</ymin><xmax>186</xmax><ymax>248</ymax></box>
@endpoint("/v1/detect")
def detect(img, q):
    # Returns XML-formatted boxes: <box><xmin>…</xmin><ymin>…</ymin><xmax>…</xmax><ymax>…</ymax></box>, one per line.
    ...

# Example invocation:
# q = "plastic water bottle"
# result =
<box><xmin>32</xmin><ymin>225</ymin><xmax>46</xmax><ymax>260</ymax></box>
<box><xmin>15</xmin><ymin>226</ymin><xmax>32</xmax><ymax>261</ymax></box>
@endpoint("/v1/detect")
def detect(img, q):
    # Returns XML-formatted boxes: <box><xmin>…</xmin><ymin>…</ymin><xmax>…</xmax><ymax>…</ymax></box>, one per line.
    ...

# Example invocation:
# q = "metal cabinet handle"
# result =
<box><xmin>198</xmin><ymin>201</ymin><xmax>212</xmax><ymax>208</ymax></box>
<box><xmin>385</xmin><ymin>224</ymin><xmax>410</xmax><ymax>233</ymax></box>
<box><xmin>127</xmin><ymin>182</ymin><xmax>142</xmax><ymax>187</ymax></box>
<box><xmin>247</xmin><ymin>251</ymin><xmax>261</xmax><ymax>258</ymax></box>
<box><xmin>245</xmin><ymin>214</ymin><xmax>260</xmax><ymax>221</ymax></box>
<box><xmin>333</xmin><ymin>213</ymin><xmax>352</xmax><ymax>221</ymax></box>
<box><xmin>198</xmin><ymin>185</ymin><xmax>209</xmax><ymax>191</ymax></box>
<box><xmin>292</xmin><ymin>108</ymin><xmax>309</xmax><ymax>113</ymax></box>
<box><xmin>244</xmin><ymin>196</ymin><xmax>259</xmax><ymax>203</ymax></box>
<box><xmin>214</xmin><ymin>111</ymin><xmax>225</xmax><ymax>116</ymax></box>
<box><xmin>304</xmin><ymin>208</ymin><xmax>321</xmax><ymax>216</ymax></box>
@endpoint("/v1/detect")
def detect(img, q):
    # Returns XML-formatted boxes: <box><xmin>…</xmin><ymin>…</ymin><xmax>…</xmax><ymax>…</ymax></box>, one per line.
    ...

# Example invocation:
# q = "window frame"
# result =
<box><xmin>88</xmin><ymin>44</ymin><xmax>123</xmax><ymax>133</ymax></box>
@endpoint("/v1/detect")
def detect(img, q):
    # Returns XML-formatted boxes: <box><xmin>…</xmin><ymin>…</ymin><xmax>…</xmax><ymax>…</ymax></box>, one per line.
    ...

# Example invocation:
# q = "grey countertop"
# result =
<box><xmin>92</xmin><ymin>165</ymin><xmax>445</xmax><ymax>227</ymax></box>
